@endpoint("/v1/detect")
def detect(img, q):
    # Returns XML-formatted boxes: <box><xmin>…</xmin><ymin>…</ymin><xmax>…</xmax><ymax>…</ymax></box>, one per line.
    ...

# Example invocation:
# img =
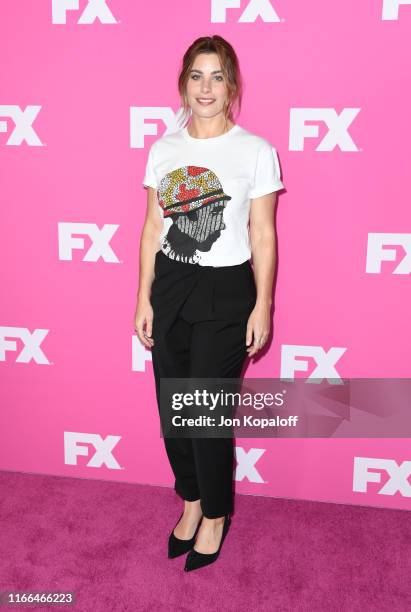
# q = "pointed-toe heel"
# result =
<box><xmin>184</xmin><ymin>514</ymin><xmax>231</xmax><ymax>572</ymax></box>
<box><xmin>168</xmin><ymin>511</ymin><xmax>203</xmax><ymax>559</ymax></box>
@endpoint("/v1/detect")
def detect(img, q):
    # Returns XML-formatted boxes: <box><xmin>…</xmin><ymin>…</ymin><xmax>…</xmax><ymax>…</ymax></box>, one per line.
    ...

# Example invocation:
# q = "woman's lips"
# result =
<box><xmin>196</xmin><ymin>98</ymin><xmax>215</xmax><ymax>106</ymax></box>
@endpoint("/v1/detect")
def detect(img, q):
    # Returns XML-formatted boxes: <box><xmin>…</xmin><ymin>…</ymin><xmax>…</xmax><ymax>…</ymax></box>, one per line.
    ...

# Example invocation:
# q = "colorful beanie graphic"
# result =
<box><xmin>157</xmin><ymin>166</ymin><xmax>232</xmax><ymax>264</ymax></box>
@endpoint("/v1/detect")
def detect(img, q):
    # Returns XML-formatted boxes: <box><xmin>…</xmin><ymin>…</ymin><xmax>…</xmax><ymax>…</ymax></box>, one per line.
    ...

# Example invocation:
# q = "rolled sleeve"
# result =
<box><xmin>249</xmin><ymin>141</ymin><xmax>284</xmax><ymax>199</ymax></box>
<box><xmin>142</xmin><ymin>143</ymin><xmax>158</xmax><ymax>189</ymax></box>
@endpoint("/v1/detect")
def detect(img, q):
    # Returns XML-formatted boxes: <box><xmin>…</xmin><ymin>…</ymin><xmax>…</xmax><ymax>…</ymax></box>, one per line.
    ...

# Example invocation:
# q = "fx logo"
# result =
<box><xmin>0</xmin><ymin>105</ymin><xmax>42</xmax><ymax>146</ymax></box>
<box><xmin>211</xmin><ymin>0</ymin><xmax>281</xmax><ymax>23</ymax></box>
<box><xmin>58</xmin><ymin>222</ymin><xmax>120</xmax><ymax>262</ymax></box>
<box><xmin>280</xmin><ymin>345</ymin><xmax>346</xmax><ymax>381</ymax></box>
<box><xmin>382</xmin><ymin>0</ymin><xmax>411</xmax><ymax>19</ymax></box>
<box><xmin>280</xmin><ymin>344</ymin><xmax>347</xmax><ymax>384</ymax></box>
<box><xmin>289</xmin><ymin>108</ymin><xmax>360</xmax><ymax>151</ymax></box>
<box><xmin>131</xmin><ymin>335</ymin><xmax>152</xmax><ymax>372</ymax></box>
<box><xmin>52</xmin><ymin>0</ymin><xmax>117</xmax><ymax>24</ymax></box>
<box><xmin>235</xmin><ymin>447</ymin><xmax>265</xmax><ymax>483</ymax></box>
<box><xmin>130</xmin><ymin>107</ymin><xmax>183</xmax><ymax>148</ymax></box>
<box><xmin>64</xmin><ymin>432</ymin><xmax>123</xmax><ymax>469</ymax></box>
<box><xmin>353</xmin><ymin>457</ymin><xmax>411</xmax><ymax>497</ymax></box>
<box><xmin>366</xmin><ymin>233</ymin><xmax>411</xmax><ymax>274</ymax></box>
<box><xmin>0</xmin><ymin>327</ymin><xmax>50</xmax><ymax>364</ymax></box>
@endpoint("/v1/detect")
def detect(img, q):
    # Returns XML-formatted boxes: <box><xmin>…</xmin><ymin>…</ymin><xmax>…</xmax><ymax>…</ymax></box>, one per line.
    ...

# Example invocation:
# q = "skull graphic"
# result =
<box><xmin>157</xmin><ymin>166</ymin><xmax>232</xmax><ymax>263</ymax></box>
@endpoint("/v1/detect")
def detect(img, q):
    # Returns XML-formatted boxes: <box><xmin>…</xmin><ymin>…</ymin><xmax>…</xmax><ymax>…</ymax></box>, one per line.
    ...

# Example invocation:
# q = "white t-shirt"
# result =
<box><xmin>142</xmin><ymin>123</ymin><xmax>284</xmax><ymax>267</ymax></box>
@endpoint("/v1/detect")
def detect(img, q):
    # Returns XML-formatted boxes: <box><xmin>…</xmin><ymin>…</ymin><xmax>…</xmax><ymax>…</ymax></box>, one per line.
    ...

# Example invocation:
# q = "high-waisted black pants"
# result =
<box><xmin>150</xmin><ymin>250</ymin><xmax>257</xmax><ymax>519</ymax></box>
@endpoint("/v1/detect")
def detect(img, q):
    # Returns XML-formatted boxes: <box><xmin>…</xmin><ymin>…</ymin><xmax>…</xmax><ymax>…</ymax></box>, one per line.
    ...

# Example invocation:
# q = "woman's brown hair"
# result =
<box><xmin>177</xmin><ymin>35</ymin><xmax>243</xmax><ymax>128</ymax></box>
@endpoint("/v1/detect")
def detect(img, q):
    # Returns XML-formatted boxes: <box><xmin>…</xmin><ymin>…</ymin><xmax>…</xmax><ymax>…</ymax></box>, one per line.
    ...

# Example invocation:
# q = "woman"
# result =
<box><xmin>134</xmin><ymin>35</ymin><xmax>284</xmax><ymax>572</ymax></box>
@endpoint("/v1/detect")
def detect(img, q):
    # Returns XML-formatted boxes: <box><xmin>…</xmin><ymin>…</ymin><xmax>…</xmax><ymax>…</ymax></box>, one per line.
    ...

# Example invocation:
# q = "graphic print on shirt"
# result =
<box><xmin>157</xmin><ymin>166</ymin><xmax>232</xmax><ymax>264</ymax></box>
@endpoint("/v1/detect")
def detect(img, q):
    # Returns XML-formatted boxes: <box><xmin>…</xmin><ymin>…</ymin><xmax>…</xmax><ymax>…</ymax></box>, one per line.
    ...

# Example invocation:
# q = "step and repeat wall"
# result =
<box><xmin>1</xmin><ymin>1</ymin><xmax>410</xmax><ymax>511</ymax></box>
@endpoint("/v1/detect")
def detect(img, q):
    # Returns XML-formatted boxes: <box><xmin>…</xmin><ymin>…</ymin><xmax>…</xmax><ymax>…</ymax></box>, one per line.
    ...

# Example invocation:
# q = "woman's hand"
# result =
<box><xmin>246</xmin><ymin>302</ymin><xmax>271</xmax><ymax>357</ymax></box>
<box><xmin>134</xmin><ymin>297</ymin><xmax>155</xmax><ymax>348</ymax></box>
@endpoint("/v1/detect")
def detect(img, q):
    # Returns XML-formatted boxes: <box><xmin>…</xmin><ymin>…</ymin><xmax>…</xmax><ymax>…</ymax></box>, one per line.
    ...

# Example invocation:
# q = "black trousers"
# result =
<box><xmin>150</xmin><ymin>250</ymin><xmax>256</xmax><ymax>519</ymax></box>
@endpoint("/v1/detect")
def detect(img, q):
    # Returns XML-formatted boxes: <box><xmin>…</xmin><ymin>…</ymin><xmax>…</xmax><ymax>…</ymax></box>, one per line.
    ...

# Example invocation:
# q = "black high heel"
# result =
<box><xmin>168</xmin><ymin>511</ymin><xmax>203</xmax><ymax>559</ymax></box>
<box><xmin>184</xmin><ymin>514</ymin><xmax>231</xmax><ymax>572</ymax></box>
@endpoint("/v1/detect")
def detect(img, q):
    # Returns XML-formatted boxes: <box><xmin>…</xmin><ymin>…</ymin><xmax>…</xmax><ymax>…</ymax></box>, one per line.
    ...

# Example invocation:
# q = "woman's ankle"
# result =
<box><xmin>202</xmin><ymin>515</ymin><xmax>225</xmax><ymax>525</ymax></box>
<box><xmin>184</xmin><ymin>499</ymin><xmax>202</xmax><ymax>514</ymax></box>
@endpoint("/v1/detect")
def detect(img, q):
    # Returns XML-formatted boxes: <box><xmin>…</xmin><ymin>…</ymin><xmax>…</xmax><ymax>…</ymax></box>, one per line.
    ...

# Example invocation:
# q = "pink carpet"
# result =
<box><xmin>0</xmin><ymin>470</ymin><xmax>409</xmax><ymax>611</ymax></box>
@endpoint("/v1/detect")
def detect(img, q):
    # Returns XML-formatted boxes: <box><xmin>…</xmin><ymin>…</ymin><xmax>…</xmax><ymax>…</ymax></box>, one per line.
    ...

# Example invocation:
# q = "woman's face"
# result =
<box><xmin>185</xmin><ymin>53</ymin><xmax>228</xmax><ymax>120</ymax></box>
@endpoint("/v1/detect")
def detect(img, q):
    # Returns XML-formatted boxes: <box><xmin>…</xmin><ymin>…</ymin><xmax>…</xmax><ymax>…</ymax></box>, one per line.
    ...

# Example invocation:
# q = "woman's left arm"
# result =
<box><xmin>246</xmin><ymin>191</ymin><xmax>277</xmax><ymax>356</ymax></box>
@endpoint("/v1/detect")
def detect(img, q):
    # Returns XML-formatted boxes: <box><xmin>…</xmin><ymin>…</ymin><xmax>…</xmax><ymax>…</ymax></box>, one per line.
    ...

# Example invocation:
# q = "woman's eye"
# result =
<box><xmin>190</xmin><ymin>75</ymin><xmax>224</xmax><ymax>81</ymax></box>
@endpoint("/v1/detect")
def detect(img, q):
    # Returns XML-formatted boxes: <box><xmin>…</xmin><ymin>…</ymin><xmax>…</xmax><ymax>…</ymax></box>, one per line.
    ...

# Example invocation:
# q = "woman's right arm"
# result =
<box><xmin>134</xmin><ymin>186</ymin><xmax>163</xmax><ymax>348</ymax></box>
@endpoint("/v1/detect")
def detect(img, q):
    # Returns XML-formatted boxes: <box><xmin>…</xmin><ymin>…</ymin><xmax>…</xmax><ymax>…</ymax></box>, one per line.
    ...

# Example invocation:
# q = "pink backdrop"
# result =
<box><xmin>1</xmin><ymin>1</ymin><xmax>410</xmax><ymax>511</ymax></box>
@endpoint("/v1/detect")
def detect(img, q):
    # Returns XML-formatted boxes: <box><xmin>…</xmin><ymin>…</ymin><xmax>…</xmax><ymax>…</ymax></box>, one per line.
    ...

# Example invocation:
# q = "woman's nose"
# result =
<box><xmin>200</xmin><ymin>81</ymin><xmax>212</xmax><ymax>93</ymax></box>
